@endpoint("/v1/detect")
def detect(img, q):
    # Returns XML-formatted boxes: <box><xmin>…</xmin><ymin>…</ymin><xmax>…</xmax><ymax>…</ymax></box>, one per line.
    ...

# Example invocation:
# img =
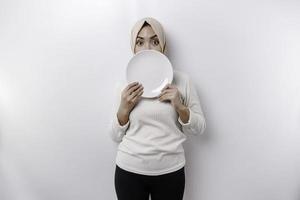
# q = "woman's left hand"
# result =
<box><xmin>158</xmin><ymin>84</ymin><xmax>183</xmax><ymax>110</ymax></box>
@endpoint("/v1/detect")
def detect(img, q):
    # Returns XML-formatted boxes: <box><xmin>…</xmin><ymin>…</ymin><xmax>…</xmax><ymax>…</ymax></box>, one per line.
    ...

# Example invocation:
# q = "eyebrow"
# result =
<box><xmin>137</xmin><ymin>34</ymin><xmax>158</xmax><ymax>39</ymax></box>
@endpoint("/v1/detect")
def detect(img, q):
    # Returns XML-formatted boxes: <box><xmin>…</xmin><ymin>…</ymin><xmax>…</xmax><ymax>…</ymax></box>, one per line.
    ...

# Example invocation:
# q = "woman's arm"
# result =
<box><xmin>107</xmin><ymin>83</ymin><xmax>130</xmax><ymax>143</ymax></box>
<box><xmin>177</xmin><ymin>76</ymin><xmax>206</xmax><ymax>135</ymax></box>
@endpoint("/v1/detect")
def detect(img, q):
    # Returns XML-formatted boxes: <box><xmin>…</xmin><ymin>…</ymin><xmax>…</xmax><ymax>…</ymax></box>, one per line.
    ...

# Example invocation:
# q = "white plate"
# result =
<box><xmin>126</xmin><ymin>50</ymin><xmax>173</xmax><ymax>98</ymax></box>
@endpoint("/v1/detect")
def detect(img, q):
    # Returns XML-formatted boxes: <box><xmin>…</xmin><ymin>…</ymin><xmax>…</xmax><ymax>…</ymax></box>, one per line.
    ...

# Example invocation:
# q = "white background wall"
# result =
<box><xmin>1</xmin><ymin>0</ymin><xmax>300</xmax><ymax>199</ymax></box>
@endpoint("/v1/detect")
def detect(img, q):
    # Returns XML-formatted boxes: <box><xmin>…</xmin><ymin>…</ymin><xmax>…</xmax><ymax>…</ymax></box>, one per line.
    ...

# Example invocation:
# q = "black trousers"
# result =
<box><xmin>114</xmin><ymin>164</ymin><xmax>185</xmax><ymax>200</ymax></box>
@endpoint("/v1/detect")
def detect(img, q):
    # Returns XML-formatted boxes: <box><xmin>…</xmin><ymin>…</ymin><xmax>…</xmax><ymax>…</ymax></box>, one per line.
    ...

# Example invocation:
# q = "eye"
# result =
<box><xmin>136</xmin><ymin>40</ymin><xmax>144</xmax><ymax>46</ymax></box>
<box><xmin>152</xmin><ymin>38</ymin><xmax>159</xmax><ymax>46</ymax></box>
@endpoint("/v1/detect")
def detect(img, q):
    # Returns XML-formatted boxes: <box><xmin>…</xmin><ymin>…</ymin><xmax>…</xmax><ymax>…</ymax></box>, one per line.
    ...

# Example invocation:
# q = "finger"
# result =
<box><xmin>132</xmin><ymin>90</ymin><xmax>144</xmax><ymax>102</ymax></box>
<box><xmin>160</xmin><ymin>84</ymin><xmax>170</xmax><ymax>92</ymax></box>
<box><xmin>159</xmin><ymin>88</ymin><xmax>174</xmax><ymax>97</ymax></box>
<box><xmin>159</xmin><ymin>93</ymin><xmax>172</xmax><ymax>102</ymax></box>
<box><xmin>161</xmin><ymin>84</ymin><xmax>177</xmax><ymax>92</ymax></box>
<box><xmin>167</xmin><ymin>84</ymin><xmax>176</xmax><ymax>89</ymax></box>
<box><xmin>125</xmin><ymin>81</ymin><xmax>139</xmax><ymax>89</ymax></box>
<box><xmin>130</xmin><ymin>86</ymin><xmax>144</xmax><ymax>98</ymax></box>
<box><xmin>126</xmin><ymin>84</ymin><xmax>143</xmax><ymax>96</ymax></box>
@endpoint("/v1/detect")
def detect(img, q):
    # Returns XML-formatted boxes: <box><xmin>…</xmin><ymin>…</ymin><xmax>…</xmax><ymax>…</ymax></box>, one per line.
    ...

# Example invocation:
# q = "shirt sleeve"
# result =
<box><xmin>107</xmin><ymin>81</ymin><xmax>130</xmax><ymax>143</ymax></box>
<box><xmin>177</xmin><ymin>75</ymin><xmax>206</xmax><ymax>135</ymax></box>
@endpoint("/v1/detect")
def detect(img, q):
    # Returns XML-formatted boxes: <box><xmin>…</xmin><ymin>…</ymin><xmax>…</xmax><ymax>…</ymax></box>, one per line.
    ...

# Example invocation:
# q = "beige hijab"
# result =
<box><xmin>130</xmin><ymin>17</ymin><xmax>166</xmax><ymax>54</ymax></box>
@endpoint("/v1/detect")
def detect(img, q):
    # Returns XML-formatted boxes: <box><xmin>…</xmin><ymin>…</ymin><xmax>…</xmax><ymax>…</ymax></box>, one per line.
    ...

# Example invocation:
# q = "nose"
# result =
<box><xmin>145</xmin><ymin>42</ymin><xmax>151</xmax><ymax>50</ymax></box>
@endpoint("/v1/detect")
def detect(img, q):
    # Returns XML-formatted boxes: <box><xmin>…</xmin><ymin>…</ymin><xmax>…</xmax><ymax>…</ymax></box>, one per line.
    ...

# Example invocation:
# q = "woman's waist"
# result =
<box><xmin>115</xmin><ymin>149</ymin><xmax>185</xmax><ymax>175</ymax></box>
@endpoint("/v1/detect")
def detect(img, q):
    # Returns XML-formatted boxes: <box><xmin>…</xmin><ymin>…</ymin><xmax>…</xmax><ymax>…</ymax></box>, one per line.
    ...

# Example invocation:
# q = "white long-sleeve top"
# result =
<box><xmin>108</xmin><ymin>69</ymin><xmax>206</xmax><ymax>175</ymax></box>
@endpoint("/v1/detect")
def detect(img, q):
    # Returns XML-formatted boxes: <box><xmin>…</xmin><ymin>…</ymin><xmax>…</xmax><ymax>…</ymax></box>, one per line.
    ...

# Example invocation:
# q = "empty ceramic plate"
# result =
<box><xmin>126</xmin><ymin>50</ymin><xmax>173</xmax><ymax>98</ymax></box>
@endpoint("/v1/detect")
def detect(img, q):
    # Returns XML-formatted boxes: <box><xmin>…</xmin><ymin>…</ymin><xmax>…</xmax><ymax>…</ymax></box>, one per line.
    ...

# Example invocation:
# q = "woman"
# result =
<box><xmin>108</xmin><ymin>17</ymin><xmax>206</xmax><ymax>200</ymax></box>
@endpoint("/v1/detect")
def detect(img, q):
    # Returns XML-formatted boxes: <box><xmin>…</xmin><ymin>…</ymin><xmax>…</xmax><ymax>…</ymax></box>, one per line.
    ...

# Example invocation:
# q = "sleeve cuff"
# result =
<box><xmin>178</xmin><ymin>107</ymin><xmax>192</xmax><ymax>126</ymax></box>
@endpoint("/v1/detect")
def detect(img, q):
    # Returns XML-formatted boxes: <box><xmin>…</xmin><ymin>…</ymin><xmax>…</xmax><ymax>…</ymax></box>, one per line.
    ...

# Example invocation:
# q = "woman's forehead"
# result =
<box><xmin>137</xmin><ymin>25</ymin><xmax>157</xmax><ymax>38</ymax></box>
